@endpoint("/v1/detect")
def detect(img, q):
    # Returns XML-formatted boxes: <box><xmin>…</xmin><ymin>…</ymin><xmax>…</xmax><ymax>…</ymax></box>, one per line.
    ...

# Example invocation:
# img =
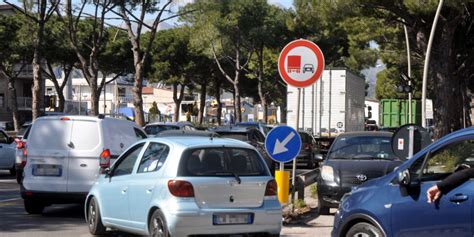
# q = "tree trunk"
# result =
<box><xmin>90</xmin><ymin>81</ymin><xmax>100</xmax><ymax>116</ymax></box>
<box><xmin>198</xmin><ymin>81</ymin><xmax>207</xmax><ymax>125</ymax></box>
<box><xmin>257</xmin><ymin>48</ymin><xmax>267</xmax><ymax>123</ymax></box>
<box><xmin>215</xmin><ymin>81</ymin><xmax>222</xmax><ymax>126</ymax></box>
<box><xmin>234</xmin><ymin>82</ymin><xmax>242</xmax><ymax>123</ymax></box>
<box><xmin>31</xmin><ymin>23</ymin><xmax>45</xmax><ymax>120</ymax></box>
<box><xmin>7</xmin><ymin>77</ymin><xmax>20</xmax><ymax>132</ymax></box>
<box><xmin>173</xmin><ymin>83</ymin><xmax>185</xmax><ymax>122</ymax></box>
<box><xmin>132</xmin><ymin>63</ymin><xmax>145</xmax><ymax>125</ymax></box>
<box><xmin>430</xmin><ymin>21</ymin><xmax>461</xmax><ymax>139</ymax></box>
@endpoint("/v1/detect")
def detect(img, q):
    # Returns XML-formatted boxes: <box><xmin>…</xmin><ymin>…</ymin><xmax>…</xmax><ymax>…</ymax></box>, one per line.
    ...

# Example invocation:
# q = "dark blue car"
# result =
<box><xmin>333</xmin><ymin>127</ymin><xmax>474</xmax><ymax>237</ymax></box>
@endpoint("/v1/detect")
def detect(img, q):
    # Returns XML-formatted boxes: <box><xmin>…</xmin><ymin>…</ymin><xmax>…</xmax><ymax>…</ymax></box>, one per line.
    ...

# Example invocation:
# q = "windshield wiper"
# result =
<box><xmin>214</xmin><ymin>171</ymin><xmax>242</xmax><ymax>184</ymax></box>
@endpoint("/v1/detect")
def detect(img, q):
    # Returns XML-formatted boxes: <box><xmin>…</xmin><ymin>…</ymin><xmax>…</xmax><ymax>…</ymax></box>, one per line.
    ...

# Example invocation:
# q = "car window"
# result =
<box><xmin>0</xmin><ymin>131</ymin><xmax>8</xmax><ymax>143</ymax></box>
<box><xmin>328</xmin><ymin>136</ymin><xmax>398</xmax><ymax>160</ymax></box>
<box><xmin>113</xmin><ymin>143</ymin><xmax>145</xmax><ymax>176</ymax></box>
<box><xmin>137</xmin><ymin>142</ymin><xmax>169</xmax><ymax>173</ymax></box>
<box><xmin>134</xmin><ymin>128</ymin><xmax>147</xmax><ymax>139</ymax></box>
<box><xmin>413</xmin><ymin>140</ymin><xmax>474</xmax><ymax>182</ymax></box>
<box><xmin>178</xmin><ymin>148</ymin><xmax>267</xmax><ymax>176</ymax></box>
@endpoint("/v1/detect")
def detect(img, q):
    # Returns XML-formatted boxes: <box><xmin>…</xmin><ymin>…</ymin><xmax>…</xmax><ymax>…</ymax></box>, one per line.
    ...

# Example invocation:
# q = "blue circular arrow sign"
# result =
<box><xmin>265</xmin><ymin>126</ymin><xmax>302</xmax><ymax>163</ymax></box>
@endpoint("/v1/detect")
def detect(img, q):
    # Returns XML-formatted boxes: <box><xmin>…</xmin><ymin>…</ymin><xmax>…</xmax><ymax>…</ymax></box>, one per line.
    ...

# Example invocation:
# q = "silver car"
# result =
<box><xmin>85</xmin><ymin>136</ymin><xmax>282</xmax><ymax>236</ymax></box>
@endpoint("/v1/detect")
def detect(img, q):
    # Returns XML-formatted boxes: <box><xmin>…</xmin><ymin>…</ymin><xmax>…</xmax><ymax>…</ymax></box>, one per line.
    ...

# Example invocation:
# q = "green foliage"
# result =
<box><xmin>310</xmin><ymin>184</ymin><xmax>317</xmax><ymax>198</ymax></box>
<box><xmin>0</xmin><ymin>14</ymin><xmax>31</xmax><ymax>76</ymax></box>
<box><xmin>293</xmin><ymin>199</ymin><xmax>307</xmax><ymax>209</ymax></box>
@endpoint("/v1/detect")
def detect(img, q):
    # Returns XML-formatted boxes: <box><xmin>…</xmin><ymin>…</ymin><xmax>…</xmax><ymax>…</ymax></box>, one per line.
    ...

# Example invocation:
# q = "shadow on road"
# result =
<box><xmin>283</xmin><ymin>207</ymin><xmax>335</xmax><ymax>228</ymax></box>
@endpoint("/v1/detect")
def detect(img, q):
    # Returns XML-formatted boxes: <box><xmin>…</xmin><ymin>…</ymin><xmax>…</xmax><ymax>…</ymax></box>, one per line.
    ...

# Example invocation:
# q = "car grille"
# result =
<box><xmin>341</xmin><ymin>171</ymin><xmax>384</xmax><ymax>185</ymax></box>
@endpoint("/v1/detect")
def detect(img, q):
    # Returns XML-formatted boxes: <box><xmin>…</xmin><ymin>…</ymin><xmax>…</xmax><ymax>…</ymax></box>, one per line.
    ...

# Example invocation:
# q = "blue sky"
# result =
<box><xmin>5</xmin><ymin>0</ymin><xmax>294</xmax><ymax>26</ymax></box>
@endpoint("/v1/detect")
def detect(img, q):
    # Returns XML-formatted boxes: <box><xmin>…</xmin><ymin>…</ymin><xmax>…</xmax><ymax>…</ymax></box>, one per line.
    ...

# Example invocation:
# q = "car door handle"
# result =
<box><xmin>449</xmin><ymin>194</ymin><xmax>468</xmax><ymax>203</ymax></box>
<box><xmin>146</xmin><ymin>187</ymin><xmax>154</xmax><ymax>193</ymax></box>
<box><xmin>121</xmin><ymin>187</ymin><xmax>128</xmax><ymax>194</ymax></box>
<box><xmin>67</xmin><ymin>142</ymin><xmax>74</xmax><ymax>149</ymax></box>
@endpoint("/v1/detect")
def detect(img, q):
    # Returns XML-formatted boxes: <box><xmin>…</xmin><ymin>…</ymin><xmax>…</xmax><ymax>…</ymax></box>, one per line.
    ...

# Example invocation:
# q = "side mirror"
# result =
<box><xmin>103</xmin><ymin>168</ymin><xmax>111</xmax><ymax>177</ymax></box>
<box><xmin>314</xmin><ymin>154</ymin><xmax>324</xmax><ymax>162</ymax></box>
<box><xmin>397</xmin><ymin>169</ymin><xmax>411</xmax><ymax>186</ymax></box>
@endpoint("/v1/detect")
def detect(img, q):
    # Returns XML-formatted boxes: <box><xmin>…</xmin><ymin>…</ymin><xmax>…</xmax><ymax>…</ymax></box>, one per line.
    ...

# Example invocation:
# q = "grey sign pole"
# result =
<box><xmin>291</xmin><ymin>88</ymin><xmax>301</xmax><ymax>211</ymax></box>
<box><xmin>404</xmin><ymin>23</ymin><xmax>414</xmax><ymax>158</ymax></box>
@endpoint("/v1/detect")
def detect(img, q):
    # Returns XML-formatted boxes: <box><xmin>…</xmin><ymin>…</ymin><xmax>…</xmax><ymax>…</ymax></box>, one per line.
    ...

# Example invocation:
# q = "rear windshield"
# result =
<box><xmin>178</xmin><ymin>148</ymin><xmax>268</xmax><ymax>176</ymax></box>
<box><xmin>144</xmin><ymin>125</ymin><xmax>179</xmax><ymax>135</ymax></box>
<box><xmin>328</xmin><ymin>135</ymin><xmax>398</xmax><ymax>160</ymax></box>
<box><xmin>217</xmin><ymin>132</ymin><xmax>248</xmax><ymax>142</ymax></box>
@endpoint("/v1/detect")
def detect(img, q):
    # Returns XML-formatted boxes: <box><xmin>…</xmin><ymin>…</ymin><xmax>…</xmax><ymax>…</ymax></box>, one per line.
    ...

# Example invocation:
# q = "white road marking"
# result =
<box><xmin>0</xmin><ymin>198</ymin><xmax>20</xmax><ymax>203</ymax></box>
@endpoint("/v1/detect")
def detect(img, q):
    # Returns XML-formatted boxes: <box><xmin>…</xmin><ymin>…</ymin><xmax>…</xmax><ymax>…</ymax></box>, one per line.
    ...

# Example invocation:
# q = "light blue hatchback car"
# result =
<box><xmin>85</xmin><ymin>136</ymin><xmax>282</xmax><ymax>236</ymax></box>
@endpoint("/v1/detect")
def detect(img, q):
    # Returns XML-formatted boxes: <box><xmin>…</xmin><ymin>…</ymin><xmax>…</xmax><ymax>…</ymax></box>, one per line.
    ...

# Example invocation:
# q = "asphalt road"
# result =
<box><xmin>0</xmin><ymin>169</ymin><xmax>333</xmax><ymax>237</ymax></box>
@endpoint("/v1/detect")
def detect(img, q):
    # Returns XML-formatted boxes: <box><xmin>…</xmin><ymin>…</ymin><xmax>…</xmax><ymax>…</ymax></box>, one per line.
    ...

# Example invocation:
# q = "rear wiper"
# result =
<box><xmin>215</xmin><ymin>171</ymin><xmax>241</xmax><ymax>184</ymax></box>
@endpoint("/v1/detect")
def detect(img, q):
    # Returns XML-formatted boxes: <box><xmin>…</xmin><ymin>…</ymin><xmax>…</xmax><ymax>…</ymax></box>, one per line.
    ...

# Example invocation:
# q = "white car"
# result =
<box><xmin>0</xmin><ymin>129</ymin><xmax>16</xmax><ymax>175</ymax></box>
<box><xmin>21</xmin><ymin>115</ymin><xmax>147</xmax><ymax>214</ymax></box>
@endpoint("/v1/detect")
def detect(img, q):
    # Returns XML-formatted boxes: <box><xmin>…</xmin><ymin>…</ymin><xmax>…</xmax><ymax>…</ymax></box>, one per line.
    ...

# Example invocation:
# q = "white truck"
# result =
<box><xmin>287</xmin><ymin>68</ymin><xmax>366</xmax><ymax>136</ymax></box>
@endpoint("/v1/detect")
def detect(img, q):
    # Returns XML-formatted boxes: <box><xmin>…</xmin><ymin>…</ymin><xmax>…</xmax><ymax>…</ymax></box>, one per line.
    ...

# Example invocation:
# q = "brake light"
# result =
<box><xmin>265</xmin><ymin>180</ymin><xmax>278</xmax><ymax>196</ymax></box>
<box><xmin>16</xmin><ymin>140</ymin><xmax>26</xmax><ymax>149</ymax></box>
<box><xmin>21</xmin><ymin>148</ymin><xmax>27</xmax><ymax>167</ymax></box>
<box><xmin>168</xmin><ymin>180</ymin><xmax>194</xmax><ymax>197</ymax></box>
<box><xmin>60</xmin><ymin>117</ymin><xmax>71</xmax><ymax>121</ymax></box>
<box><xmin>99</xmin><ymin>149</ymin><xmax>111</xmax><ymax>168</ymax></box>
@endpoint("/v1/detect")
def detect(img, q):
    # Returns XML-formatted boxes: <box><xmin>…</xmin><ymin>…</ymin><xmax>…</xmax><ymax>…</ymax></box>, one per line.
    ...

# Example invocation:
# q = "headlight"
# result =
<box><xmin>321</xmin><ymin>165</ymin><xmax>334</xmax><ymax>182</ymax></box>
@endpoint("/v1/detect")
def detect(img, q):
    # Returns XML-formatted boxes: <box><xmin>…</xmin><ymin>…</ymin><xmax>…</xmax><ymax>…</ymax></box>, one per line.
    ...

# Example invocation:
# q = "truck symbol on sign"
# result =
<box><xmin>287</xmin><ymin>55</ymin><xmax>301</xmax><ymax>73</ymax></box>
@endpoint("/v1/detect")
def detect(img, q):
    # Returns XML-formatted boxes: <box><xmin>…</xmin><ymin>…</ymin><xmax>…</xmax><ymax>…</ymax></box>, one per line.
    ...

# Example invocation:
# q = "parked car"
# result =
<box><xmin>297</xmin><ymin>131</ymin><xmax>319</xmax><ymax>169</ymax></box>
<box><xmin>21</xmin><ymin>115</ymin><xmax>147</xmax><ymax>214</ymax></box>
<box><xmin>155</xmin><ymin>130</ymin><xmax>219</xmax><ymax>138</ymax></box>
<box><xmin>143</xmin><ymin>121</ymin><xmax>195</xmax><ymax>136</ymax></box>
<box><xmin>332</xmin><ymin>127</ymin><xmax>474</xmax><ymax>237</ymax></box>
<box><xmin>85</xmin><ymin>136</ymin><xmax>281</xmax><ymax>236</ymax></box>
<box><xmin>236</xmin><ymin>122</ymin><xmax>271</xmax><ymax>135</ymax></box>
<box><xmin>0</xmin><ymin>129</ymin><xmax>16</xmax><ymax>175</ymax></box>
<box><xmin>317</xmin><ymin>132</ymin><xmax>402</xmax><ymax>215</ymax></box>
<box><xmin>14</xmin><ymin>122</ymin><xmax>32</xmax><ymax>184</ymax></box>
<box><xmin>214</xmin><ymin>126</ymin><xmax>276</xmax><ymax>175</ymax></box>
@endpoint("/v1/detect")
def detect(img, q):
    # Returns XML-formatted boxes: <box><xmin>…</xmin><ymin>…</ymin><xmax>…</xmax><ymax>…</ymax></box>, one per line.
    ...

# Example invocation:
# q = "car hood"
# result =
<box><xmin>326</xmin><ymin>159</ymin><xmax>402</xmax><ymax>185</ymax></box>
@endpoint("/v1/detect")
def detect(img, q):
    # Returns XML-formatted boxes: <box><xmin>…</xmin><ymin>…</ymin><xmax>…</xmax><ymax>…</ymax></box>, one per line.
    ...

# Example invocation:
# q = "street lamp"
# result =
<box><xmin>421</xmin><ymin>0</ymin><xmax>444</xmax><ymax>128</ymax></box>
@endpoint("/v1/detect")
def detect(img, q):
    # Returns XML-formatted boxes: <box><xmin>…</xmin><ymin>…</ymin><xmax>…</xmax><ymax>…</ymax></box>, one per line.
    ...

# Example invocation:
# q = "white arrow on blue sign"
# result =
<box><xmin>264</xmin><ymin>126</ymin><xmax>302</xmax><ymax>163</ymax></box>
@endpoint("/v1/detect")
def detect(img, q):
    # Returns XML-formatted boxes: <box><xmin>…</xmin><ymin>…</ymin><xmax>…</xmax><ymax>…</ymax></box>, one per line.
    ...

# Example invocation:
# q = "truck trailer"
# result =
<box><xmin>286</xmin><ymin>68</ymin><xmax>366</xmax><ymax>136</ymax></box>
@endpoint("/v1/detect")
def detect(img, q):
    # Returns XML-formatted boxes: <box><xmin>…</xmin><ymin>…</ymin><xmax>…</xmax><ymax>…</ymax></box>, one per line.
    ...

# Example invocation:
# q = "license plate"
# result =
<box><xmin>33</xmin><ymin>165</ymin><xmax>62</xmax><ymax>177</ymax></box>
<box><xmin>213</xmin><ymin>213</ymin><xmax>253</xmax><ymax>225</ymax></box>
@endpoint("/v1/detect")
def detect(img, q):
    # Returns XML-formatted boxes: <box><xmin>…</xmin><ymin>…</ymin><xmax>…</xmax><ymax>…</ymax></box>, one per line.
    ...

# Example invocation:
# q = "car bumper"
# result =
<box><xmin>21</xmin><ymin>186</ymin><xmax>87</xmax><ymax>204</ymax></box>
<box><xmin>317</xmin><ymin>183</ymin><xmax>352</xmax><ymax>208</ymax></box>
<box><xmin>163</xmin><ymin>199</ymin><xmax>282</xmax><ymax>236</ymax></box>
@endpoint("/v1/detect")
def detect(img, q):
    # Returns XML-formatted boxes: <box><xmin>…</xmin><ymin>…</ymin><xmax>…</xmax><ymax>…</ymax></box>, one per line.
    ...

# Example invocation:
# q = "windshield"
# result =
<box><xmin>328</xmin><ymin>135</ymin><xmax>398</xmax><ymax>160</ymax></box>
<box><xmin>144</xmin><ymin>125</ymin><xmax>179</xmax><ymax>135</ymax></box>
<box><xmin>216</xmin><ymin>132</ymin><xmax>248</xmax><ymax>142</ymax></box>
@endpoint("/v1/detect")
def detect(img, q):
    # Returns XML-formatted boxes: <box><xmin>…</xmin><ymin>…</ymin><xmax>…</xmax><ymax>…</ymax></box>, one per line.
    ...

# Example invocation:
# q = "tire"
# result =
<box><xmin>24</xmin><ymin>199</ymin><xmax>45</xmax><ymax>214</ymax></box>
<box><xmin>87</xmin><ymin>197</ymin><xmax>107</xmax><ymax>236</ymax></box>
<box><xmin>149</xmin><ymin>209</ymin><xmax>169</xmax><ymax>237</ymax></box>
<box><xmin>346</xmin><ymin>222</ymin><xmax>384</xmax><ymax>237</ymax></box>
<box><xmin>317</xmin><ymin>198</ymin><xmax>330</xmax><ymax>215</ymax></box>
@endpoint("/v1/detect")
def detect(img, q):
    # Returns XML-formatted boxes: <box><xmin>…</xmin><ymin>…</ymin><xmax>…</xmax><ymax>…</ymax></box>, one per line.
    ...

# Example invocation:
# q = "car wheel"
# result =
<box><xmin>149</xmin><ymin>209</ymin><xmax>169</xmax><ymax>237</ymax></box>
<box><xmin>346</xmin><ymin>222</ymin><xmax>384</xmax><ymax>237</ymax></box>
<box><xmin>88</xmin><ymin>197</ymin><xmax>106</xmax><ymax>235</ymax></box>
<box><xmin>9</xmin><ymin>167</ymin><xmax>16</xmax><ymax>176</ymax></box>
<box><xmin>317</xmin><ymin>198</ymin><xmax>330</xmax><ymax>215</ymax></box>
<box><xmin>24</xmin><ymin>199</ymin><xmax>45</xmax><ymax>214</ymax></box>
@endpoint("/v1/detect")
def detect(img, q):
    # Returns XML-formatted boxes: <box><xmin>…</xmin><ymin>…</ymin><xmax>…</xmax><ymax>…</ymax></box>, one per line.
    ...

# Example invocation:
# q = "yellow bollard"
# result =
<box><xmin>275</xmin><ymin>170</ymin><xmax>290</xmax><ymax>204</ymax></box>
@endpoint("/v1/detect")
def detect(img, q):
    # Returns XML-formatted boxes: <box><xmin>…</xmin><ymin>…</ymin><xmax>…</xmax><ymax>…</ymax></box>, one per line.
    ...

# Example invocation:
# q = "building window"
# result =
<box><xmin>118</xmin><ymin>87</ymin><xmax>126</xmax><ymax>97</ymax></box>
<box><xmin>0</xmin><ymin>94</ymin><xmax>3</xmax><ymax>107</ymax></box>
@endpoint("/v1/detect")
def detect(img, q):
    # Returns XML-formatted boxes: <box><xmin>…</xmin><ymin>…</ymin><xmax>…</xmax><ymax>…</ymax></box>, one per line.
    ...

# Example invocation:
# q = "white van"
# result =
<box><xmin>21</xmin><ymin>115</ymin><xmax>147</xmax><ymax>214</ymax></box>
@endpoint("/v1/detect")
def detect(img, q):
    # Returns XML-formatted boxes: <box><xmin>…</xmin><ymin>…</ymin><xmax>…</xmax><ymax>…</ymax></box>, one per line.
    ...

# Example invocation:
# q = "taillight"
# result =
<box><xmin>100</xmin><ymin>149</ymin><xmax>111</xmax><ymax>168</ymax></box>
<box><xmin>21</xmin><ymin>148</ymin><xmax>28</xmax><ymax>168</ymax></box>
<box><xmin>15</xmin><ymin>139</ymin><xmax>25</xmax><ymax>149</ymax></box>
<box><xmin>265</xmin><ymin>180</ymin><xmax>278</xmax><ymax>196</ymax></box>
<box><xmin>168</xmin><ymin>180</ymin><xmax>194</xmax><ymax>197</ymax></box>
<box><xmin>60</xmin><ymin>117</ymin><xmax>71</xmax><ymax>121</ymax></box>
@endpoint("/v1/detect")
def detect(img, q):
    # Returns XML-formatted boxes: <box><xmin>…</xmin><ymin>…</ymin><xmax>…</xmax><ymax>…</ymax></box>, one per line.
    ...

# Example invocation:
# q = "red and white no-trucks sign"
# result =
<box><xmin>278</xmin><ymin>39</ymin><xmax>325</xmax><ymax>88</ymax></box>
